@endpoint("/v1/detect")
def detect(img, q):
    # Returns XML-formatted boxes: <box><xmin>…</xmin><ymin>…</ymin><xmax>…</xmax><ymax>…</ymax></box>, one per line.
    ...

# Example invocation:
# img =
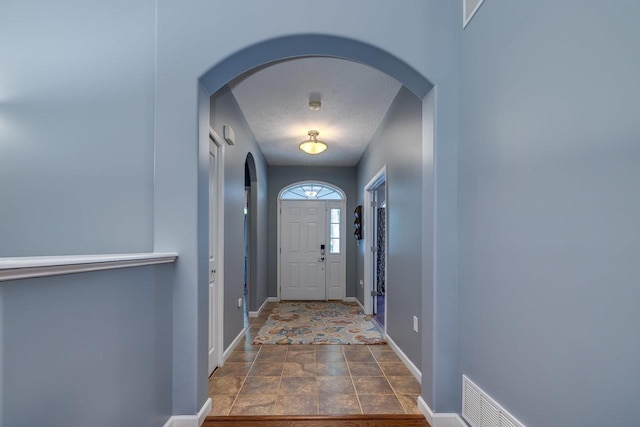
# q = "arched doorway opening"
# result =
<box><xmin>196</xmin><ymin>33</ymin><xmax>438</xmax><ymax>417</ymax></box>
<box><xmin>244</xmin><ymin>153</ymin><xmax>258</xmax><ymax>324</ymax></box>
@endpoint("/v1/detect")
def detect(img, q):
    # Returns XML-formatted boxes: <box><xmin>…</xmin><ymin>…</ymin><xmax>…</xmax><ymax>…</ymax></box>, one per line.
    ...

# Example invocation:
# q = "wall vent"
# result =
<box><xmin>463</xmin><ymin>0</ymin><xmax>485</xmax><ymax>28</ymax></box>
<box><xmin>462</xmin><ymin>375</ymin><xmax>526</xmax><ymax>427</ymax></box>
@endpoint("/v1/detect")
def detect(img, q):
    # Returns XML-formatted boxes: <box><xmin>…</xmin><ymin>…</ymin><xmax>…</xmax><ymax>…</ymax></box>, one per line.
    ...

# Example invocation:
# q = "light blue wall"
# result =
<box><xmin>0</xmin><ymin>0</ymin><xmax>155</xmax><ymax>256</ymax></box>
<box><xmin>459</xmin><ymin>1</ymin><xmax>640</xmax><ymax>425</ymax></box>
<box><xmin>2</xmin><ymin>268</ymin><xmax>172</xmax><ymax>427</ymax></box>
<box><xmin>356</xmin><ymin>87</ymin><xmax>423</xmax><ymax>368</ymax></box>
<box><xmin>267</xmin><ymin>166</ymin><xmax>358</xmax><ymax>298</ymax></box>
<box><xmin>0</xmin><ymin>1</ymin><xmax>173</xmax><ymax>425</ymax></box>
<box><xmin>210</xmin><ymin>86</ymin><xmax>269</xmax><ymax>348</ymax></box>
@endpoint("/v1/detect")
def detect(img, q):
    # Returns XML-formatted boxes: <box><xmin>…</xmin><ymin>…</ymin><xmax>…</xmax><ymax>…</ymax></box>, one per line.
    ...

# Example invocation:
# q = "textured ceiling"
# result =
<box><xmin>228</xmin><ymin>57</ymin><xmax>402</xmax><ymax>166</ymax></box>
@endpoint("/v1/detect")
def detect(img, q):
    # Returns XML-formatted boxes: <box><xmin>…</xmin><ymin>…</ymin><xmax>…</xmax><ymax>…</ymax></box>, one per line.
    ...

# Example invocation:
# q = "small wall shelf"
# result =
<box><xmin>0</xmin><ymin>252</ymin><xmax>178</xmax><ymax>282</ymax></box>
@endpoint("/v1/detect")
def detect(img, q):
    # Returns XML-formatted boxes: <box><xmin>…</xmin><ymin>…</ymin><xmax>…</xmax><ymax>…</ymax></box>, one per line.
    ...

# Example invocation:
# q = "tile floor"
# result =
<box><xmin>208</xmin><ymin>302</ymin><xmax>422</xmax><ymax>416</ymax></box>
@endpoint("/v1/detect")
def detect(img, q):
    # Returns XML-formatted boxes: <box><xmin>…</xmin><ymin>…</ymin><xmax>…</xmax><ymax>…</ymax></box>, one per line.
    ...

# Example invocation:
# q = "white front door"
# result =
<box><xmin>280</xmin><ymin>200</ymin><xmax>327</xmax><ymax>300</ymax></box>
<box><xmin>208</xmin><ymin>137</ymin><xmax>219</xmax><ymax>375</ymax></box>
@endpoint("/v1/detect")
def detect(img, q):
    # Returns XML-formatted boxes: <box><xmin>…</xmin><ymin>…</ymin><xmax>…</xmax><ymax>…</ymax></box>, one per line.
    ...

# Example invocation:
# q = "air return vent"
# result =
<box><xmin>463</xmin><ymin>0</ymin><xmax>485</xmax><ymax>28</ymax></box>
<box><xmin>462</xmin><ymin>375</ymin><xmax>526</xmax><ymax>427</ymax></box>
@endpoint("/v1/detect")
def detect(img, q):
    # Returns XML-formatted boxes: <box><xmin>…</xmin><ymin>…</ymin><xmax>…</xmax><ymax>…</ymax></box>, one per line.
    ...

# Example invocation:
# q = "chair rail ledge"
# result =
<box><xmin>0</xmin><ymin>252</ymin><xmax>178</xmax><ymax>282</ymax></box>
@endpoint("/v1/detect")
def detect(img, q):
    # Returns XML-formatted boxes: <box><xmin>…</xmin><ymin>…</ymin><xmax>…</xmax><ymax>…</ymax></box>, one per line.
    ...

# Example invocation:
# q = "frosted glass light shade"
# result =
<box><xmin>299</xmin><ymin>141</ymin><xmax>328</xmax><ymax>154</ymax></box>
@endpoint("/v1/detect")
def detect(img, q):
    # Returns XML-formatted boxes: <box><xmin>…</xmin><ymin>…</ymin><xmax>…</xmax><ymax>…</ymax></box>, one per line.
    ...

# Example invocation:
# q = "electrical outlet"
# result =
<box><xmin>360</xmin><ymin>279</ymin><xmax>364</xmax><ymax>288</ymax></box>
<box><xmin>237</xmin><ymin>298</ymin><xmax>243</xmax><ymax>308</ymax></box>
<box><xmin>413</xmin><ymin>316</ymin><xmax>419</xmax><ymax>332</ymax></box>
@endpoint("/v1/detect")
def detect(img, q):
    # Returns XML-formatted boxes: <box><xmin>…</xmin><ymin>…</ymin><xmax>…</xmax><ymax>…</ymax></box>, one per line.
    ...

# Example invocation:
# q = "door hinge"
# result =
<box><xmin>371</xmin><ymin>201</ymin><xmax>377</xmax><ymax>208</ymax></box>
<box><xmin>371</xmin><ymin>246</ymin><xmax>376</xmax><ymax>253</ymax></box>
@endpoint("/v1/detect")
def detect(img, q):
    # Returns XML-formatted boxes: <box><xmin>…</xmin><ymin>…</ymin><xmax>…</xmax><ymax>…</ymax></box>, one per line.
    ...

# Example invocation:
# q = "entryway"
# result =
<box><xmin>207</xmin><ymin>300</ymin><xmax>422</xmax><ymax>416</ymax></box>
<box><xmin>277</xmin><ymin>182</ymin><xmax>346</xmax><ymax>301</ymax></box>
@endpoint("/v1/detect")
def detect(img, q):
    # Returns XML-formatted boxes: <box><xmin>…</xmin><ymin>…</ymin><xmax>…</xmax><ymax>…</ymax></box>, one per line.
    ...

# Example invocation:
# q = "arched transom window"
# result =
<box><xmin>280</xmin><ymin>182</ymin><xmax>344</xmax><ymax>200</ymax></box>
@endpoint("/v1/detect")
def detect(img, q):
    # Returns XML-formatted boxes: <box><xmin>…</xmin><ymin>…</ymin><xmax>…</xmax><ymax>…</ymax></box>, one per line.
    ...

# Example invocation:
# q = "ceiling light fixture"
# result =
<box><xmin>299</xmin><ymin>130</ymin><xmax>327</xmax><ymax>155</ymax></box>
<box><xmin>308</xmin><ymin>100</ymin><xmax>321</xmax><ymax>111</ymax></box>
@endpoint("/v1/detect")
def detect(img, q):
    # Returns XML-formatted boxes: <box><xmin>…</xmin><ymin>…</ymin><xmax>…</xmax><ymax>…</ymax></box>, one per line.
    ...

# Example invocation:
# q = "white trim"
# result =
<box><xmin>222</xmin><ymin>327</ymin><xmax>247</xmax><ymax>364</ymax></box>
<box><xmin>363</xmin><ymin>165</ymin><xmax>387</xmax><ymax>315</ymax></box>
<box><xmin>418</xmin><ymin>396</ymin><xmax>468</xmax><ymax>427</ymax></box>
<box><xmin>277</xmin><ymin>189</ymin><xmax>347</xmax><ymax>302</ymax></box>
<box><xmin>463</xmin><ymin>0</ymin><xmax>485</xmax><ymax>28</ymax></box>
<box><xmin>249</xmin><ymin>297</ymin><xmax>276</xmax><ymax>317</ymax></box>
<box><xmin>162</xmin><ymin>398</ymin><xmax>212</xmax><ymax>427</ymax></box>
<box><xmin>209</xmin><ymin>128</ymin><xmax>225</xmax><ymax>375</ymax></box>
<box><xmin>0</xmin><ymin>252</ymin><xmax>178</xmax><ymax>282</ymax></box>
<box><xmin>384</xmin><ymin>333</ymin><xmax>421</xmax><ymax>383</ymax></box>
<box><xmin>277</xmin><ymin>180</ymin><xmax>346</xmax><ymax>201</ymax></box>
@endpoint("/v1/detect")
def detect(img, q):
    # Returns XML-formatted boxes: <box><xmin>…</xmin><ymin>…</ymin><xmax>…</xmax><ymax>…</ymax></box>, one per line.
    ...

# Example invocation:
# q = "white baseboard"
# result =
<box><xmin>384</xmin><ymin>333</ymin><xmax>422</xmax><ymax>383</ymax></box>
<box><xmin>248</xmin><ymin>297</ymin><xmax>277</xmax><ymax>317</ymax></box>
<box><xmin>344</xmin><ymin>296</ymin><xmax>364</xmax><ymax>311</ymax></box>
<box><xmin>417</xmin><ymin>396</ymin><xmax>467</xmax><ymax>427</ymax></box>
<box><xmin>222</xmin><ymin>327</ymin><xmax>247</xmax><ymax>363</ymax></box>
<box><xmin>162</xmin><ymin>398</ymin><xmax>212</xmax><ymax>427</ymax></box>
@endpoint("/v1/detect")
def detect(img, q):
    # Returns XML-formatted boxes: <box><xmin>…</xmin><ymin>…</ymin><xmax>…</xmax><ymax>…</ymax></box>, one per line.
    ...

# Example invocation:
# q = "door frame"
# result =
<box><xmin>364</xmin><ymin>165</ymin><xmax>387</xmax><ymax>316</ymax></box>
<box><xmin>276</xmin><ymin>181</ymin><xmax>347</xmax><ymax>301</ymax></box>
<box><xmin>208</xmin><ymin>128</ymin><xmax>225</xmax><ymax>373</ymax></box>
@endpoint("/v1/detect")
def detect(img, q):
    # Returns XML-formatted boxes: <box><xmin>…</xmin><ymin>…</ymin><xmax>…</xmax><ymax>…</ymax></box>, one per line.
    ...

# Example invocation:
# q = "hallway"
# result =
<box><xmin>208</xmin><ymin>301</ymin><xmax>421</xmax><ymax>416</ymax></box>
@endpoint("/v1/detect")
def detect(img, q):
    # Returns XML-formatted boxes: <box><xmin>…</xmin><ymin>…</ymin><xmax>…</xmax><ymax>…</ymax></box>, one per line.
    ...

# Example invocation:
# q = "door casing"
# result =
<box><xmin>208</xmin><ymin>128</ymin><xmax>225</xmax><ymax>374</ymax></box>
<box><xmin>277</xmin><ymin>183</ymin><xmax>347</xmax><ymax>301</ymax></box>
<box><xmin>364</xmin><ymin>165</ymin><xmax>387</xmax><ymax>317</ymax></box>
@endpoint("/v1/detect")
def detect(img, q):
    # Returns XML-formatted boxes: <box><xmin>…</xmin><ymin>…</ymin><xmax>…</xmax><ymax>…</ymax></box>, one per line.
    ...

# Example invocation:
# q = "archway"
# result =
<box><xmin>244</xmin><ymin>153</ymin><xmax>258</xmax><ymax>317</ymax></box>
<box><xmin>194</xmin><ymin>33</ymin><xmax>440</xmax><ymax>418</ymax></box>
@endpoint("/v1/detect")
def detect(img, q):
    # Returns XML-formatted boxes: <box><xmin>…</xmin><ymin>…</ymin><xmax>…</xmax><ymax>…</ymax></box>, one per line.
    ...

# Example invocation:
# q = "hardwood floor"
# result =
<box><xmin>204</xmin><ymin>414</ymin><xmax>430</xmax><ymax>427</ymax></box>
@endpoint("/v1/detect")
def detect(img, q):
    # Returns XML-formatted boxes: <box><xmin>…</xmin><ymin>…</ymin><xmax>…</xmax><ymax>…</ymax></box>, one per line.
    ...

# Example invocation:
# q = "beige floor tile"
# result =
<box><xmin>343</xmin><ymin>345</ymin><xmax>372</xmax><ymax>352</ymax></box>
<box><xmin>316</xmin><ymin>351</ymin><xmax>346</xmax><ymax>363</ymax></box>
<box><xmin>209</xmin><ymin>395</ymin><xmax>235</xmax><ymax>416</ymax></box>
<box><xmin>317</xmin><ymin>361</ymin><xmax>349</xmax><ymax>376</ymax></box>
<box><xmin>229</xmin><ymin>394</ymin><xmax>276</xmax><ymax>415</ymax></box>
<box><xmin>239</xmin><ymin>376</ymin><xmax>280</xmax><ymax>395</ymax></box>
<box><xmin>352</xmin><ymin>377</ymin><xmax>395</xmax><ymax>395</ymax></box>
<box><xmin>208</xmin><ymin>376</ymin><xmax>244</xmax><ymax>396</ymax></box>
<box><xmin>359</xmin><ymin>394</ymin><xmax>406</xmax><ymax>414</ymax></box>
<box><xmin>279</xmin><ymin>377</ymin><xmax>317</xmax><ymax>395</ymax></box>
<box><xmin>225</xmin><ymin>351</ymin><xmax>258</xmax><ymax>363</ymax></box>
<box><xmin>248</xmin><ymin>362</ymin><xmax>284</xmax><ymax>376</ymax></box>
<box><xmin>274</xmin><ymin>395</ymin><xmax>318</xmax><ymax>415</ymax></box>
<box><xmin>348</xmin><ymin>362</ymin><xmax>384</xmax><ymax>376</ymax></box>
<box><xmin>258</xmin><ymin>344</ymin><xmax>289</xmax><ymax>353</ymax></box>
<box><xmin>318</xmin><ymin>394</ymin><xmax>362</xmax><ymax>415</ymax></box>
<box><xmin>286</xmin><ymin>350</ymin><xmax>315</xmax><ymax>363</ymax></box>
<box><xmin>213</xmin><ymin>362</ymin><xmax>252</xmax><ymax>377</ymax></box>
<box><xmin>283</xmin><ymin>361</ymin><xmax>316</xmax><ymax>376</ymax></box>
<box><xmin>379</xmin><ymin>362</ymin><xmax>413</xmax><ymax>376</ymax></box>
<box><xmin>255</xmin><ymin>350</ymin><xmax>287</xmax><ymax>363</ymax></box>
<box><xmin>288</xmin><ymin>345</ymin><xmax>316</xmax><ymax>352</ymax></box>
<box><xmin>372</xmin><ymin>351</ymin><xmax>402</xmax><ymax>363</ymax></box>
<box><xmin>387</xmin><ymin>376</ymin><xmax>421</xmax><ymax>394</ymax></box>
<box><xmin>397</xmin><ymin>394</ymin><xmax>422</xmax><ymax>414</ymax></box>
<box><xmin>315</xmin><ymin>345</ymin><xmax>344</xmax><ymax>352</ymax></box>
<box><xmin>317</xmin><ymin>376</ymin><xmax>355</xmax><ymax>394</ymax></box>
<box><xmin>343</xmin><ymin>350</ymin><xmax>376</xmax><ymax>363</ymax></box>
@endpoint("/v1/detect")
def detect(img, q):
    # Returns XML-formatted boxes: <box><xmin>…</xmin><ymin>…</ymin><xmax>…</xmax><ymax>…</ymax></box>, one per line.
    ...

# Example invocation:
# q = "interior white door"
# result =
<box><xmin>280</xmin><ymin>200</ymin><xmax>326</xmax><ymax>300</ymax></box>
<box><xmin>208</xmin><ymin>138</ymin><xmax>219</xmax><ymax>375</ymax></box>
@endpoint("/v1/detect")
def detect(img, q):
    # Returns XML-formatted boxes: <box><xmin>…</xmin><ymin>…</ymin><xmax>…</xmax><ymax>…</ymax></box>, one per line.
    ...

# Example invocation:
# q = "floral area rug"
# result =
<box><xmin>252</xmin><ymin>301</ymin><xmax>385</xmax><ymax>345</ymax></box>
